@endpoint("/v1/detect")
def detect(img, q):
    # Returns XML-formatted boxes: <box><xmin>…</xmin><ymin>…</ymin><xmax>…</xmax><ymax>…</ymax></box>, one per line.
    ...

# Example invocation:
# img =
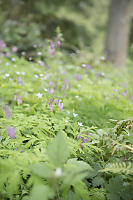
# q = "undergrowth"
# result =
<box><xmin>0</xmin><ymin>38</ymin><xmax>133</xmax><ymax>199</ymax></box>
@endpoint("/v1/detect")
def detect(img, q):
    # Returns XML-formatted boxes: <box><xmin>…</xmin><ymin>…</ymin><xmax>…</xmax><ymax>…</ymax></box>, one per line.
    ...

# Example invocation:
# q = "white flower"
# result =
<box><xmin>55</xmin><ymin>168</ymin><xmax>62</xmax><ymax>177</ymax></box>
<box><xmin>101</xmin><ymin>56</ymin><xmax>105</xmax><ymax>61</ymax></box>
<box><xmin>75</xmin><ymin>95</ymin><xmax>79</xmax><ymax>99</ymax></box>
<box><xmin>40</xmin><ymin>74</ymin><xmax>44</xmax><ymax>77</ymax></box>
<box><xmin>29</xmin><ymin>57</ymin><xmax>32</xmax><ymax>61</ymax></box>
<box><xmin>81</xmin><ymin>63</ymin><xmax>86</xmax><ymax>67</ymax></box>
<box><xmin>33</xmin><ymin>44</ymin><xmax>37</xmax><ymax>48</ymax></box>
<box><xmin>21</xmin><ymin>72</ymin><xmax>25</xmax><ymax>75</ymax></box>
<box><xmin>65</xmin><ymin>120</ymin><xmax>68</xmax><ymax>123</ymax></box>
<box><xmin>73</xmin><ymin>113</ymin><xmax>78</xmax><ymax>117</ymax></box>
<box><xmin>36</xmin><ymin>93</ymin><xmax>43</xmax><ymax>98</ymax></box>
<box><xmin>5</xmin><ymin>62</ymin><xmax>9</xmax><ymax>66</ymax></box>
<box><xmin>43</xmin><ymin>88</ymin><xmax>48</xmax><ymax>92</ymax></box>
<box><xmin>34</xmin><ymin>74</ymin><xmax>39</xmax><ymax>79</ymax></box>
<box><xmin>11</xmin><ymin>58</ymin><xmax>16</xmax><ymax>62</ymax></box>
<box><xmin>78</xmin><ymin>122</ymin><xmax>83</xmax><ymax>126</ymax></box>
<box><xmin>21</xmin><ymin>51</ymin><xmax>26</xmax><ymax>55</ymax></box>
<box><xmin>106</xmin><ymin>97</ymin><xmax>110</xmax><ymax>101</ymax></box>
<box><xmin>5</xmin><ymin>73</ymin><xmax>10</xmax><ymax>77</ymax></box>
<box><xmin>16</xmin><ymin>71</ymin><xmax>20</xmax><ymax>75</ymax></box>
<box><xmin>84</xmin><ymin>74</ymin><xmax>88</xmax><ymax>78</ymax></box>
<box><xmin>37</xmin><ymin>52</ymin><xmax>42</xmax><ymax>56</ymax></box>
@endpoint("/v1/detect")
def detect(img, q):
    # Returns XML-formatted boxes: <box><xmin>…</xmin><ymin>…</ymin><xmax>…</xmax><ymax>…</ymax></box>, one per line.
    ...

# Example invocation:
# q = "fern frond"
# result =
<box><xmin>101</xmin><ymin>162</ymin><xmax>133</xmax><ymax>174</ymax></box>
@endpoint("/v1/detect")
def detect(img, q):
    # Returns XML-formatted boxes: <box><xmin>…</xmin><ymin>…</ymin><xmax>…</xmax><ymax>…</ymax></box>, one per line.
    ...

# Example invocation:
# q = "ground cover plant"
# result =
<box><xmin>1</xmin><ymin>36</ymin><xmax>133</xmax><ymax>200</ymax></box>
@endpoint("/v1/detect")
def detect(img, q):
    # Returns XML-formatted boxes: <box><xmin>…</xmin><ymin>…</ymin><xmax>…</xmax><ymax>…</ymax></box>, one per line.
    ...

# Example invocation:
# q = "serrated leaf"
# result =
<box><xmin>92</xmin><ymin>176</ymin><xmax>105</xmax><ymax>187</ymax></box>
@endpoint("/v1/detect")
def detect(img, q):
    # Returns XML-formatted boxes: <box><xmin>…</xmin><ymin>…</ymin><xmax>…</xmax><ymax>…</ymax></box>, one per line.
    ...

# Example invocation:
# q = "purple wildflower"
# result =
<box><xmin>56</xmin><ymin>40</ymin><xmax>61</xmax><ymax>47</ymax></box>
<box><xmin>74</xmin><ymin>74</ymin><xmax>82</xmax><ymax>81</ymax></box>
<box><xmin>14</xmin><ymin>95</ymin><xmax>22</xmax><ymax>104</ymax></box>
<box><xmin>57</xmin><ymin>35</ymin><xmax>60</xmax><ymax>40</ymax></box>
<box><xmin>61</xmin><ymin>84</ymin><xmax>66</xmax><ymax>91</ymax></box>
<box><xmin>49</xmin><ymin>98</ymin><xmax>54</xmax><ymax>105</ymax></box>
<box><xmin>113</xmin><ymin>89</ymin><xmax>118</xmax><ymax>92</ymax></box>
<box><xmin>17</xmin><ymin>77</ymin><xmax>22</xmax><ymax>85</ymax></box>
<box><xmin>130</xmin><ymin>95</ymin><xmax>133</xmax><ymax>100</ymax></box>
<box><xmin>14</xmin><ymin>95</ymin><xmax>17</xmax><ymax>101</ymax></box>
<box><xmin>77</xmin><ymin>135</ymin><xmax>82</xmax><ymax>140</ymax></box>
<box><xmin>54</xmin><ymin>98</ymin><xmax>58</xmax><ymax>105</ymax></box>
<box><xmin>6</xmin><ymin>127</ymin><xmax>16</xmax><ymax>139</ymax></box>
<box><xmin>68</xmin><ymin>82</ymin><xmax>71</xmax><ymax>89</ymax></box>
<box><xmin>49</xmin><ymin>81</ymin><xmax>54</xmax><ymax>86</ymax></box>
<box><xmin>58</xmin><ymin>102</ymin><xmax>63</xmax><ymax>111</ymax></box>
<box><xmin>21</xmin><ymin>148</ymin><xmax>24</xmax><ymax>153</ymax></box>
<box><xmin>12</xmin><ymin>46</ymin><xmax>18</xmax><ymax>53</ymax></box>
<box><xmin>38</xmin><ymin>60</ymin><xmax>44</xmax><ymax>67</ymax></box>
<box><xmin>49</xmin><ymin>88</ymin><xmax>54</xmax><ymax>94</ymax></box>
<box><xmin>82</xmin><ymin>138</ymin><xmax>87</xmax><ymax>143</ymax></box>
<box><xmin>49</xmin><ymin>104</ymin><xmax>53</xmax><ymax>112</ymax></box>
<box><xmin>49</xmin><ymin>49</ymin><xmax>55</xmax><ymax>56</ymax></box>
<box><xmin>50</xmin><ymin>40</ymin><xmax>55</xmax><ymax>49</ymax></box>
<box><xmin>6</xmin><ymin>52</ymin><xmax>10</xmax><ymax>57</ymax></box>
<box><xmin>0</xmin><ymin>40</ymin><xmax>6</xmax><ymax>50</ymax></box>
<box><xmin>0</xmin><ymin>52</ymin><xmax>4</xmax><ymax>57</ymax></box>
<box><xmin>21</xmin><ymin>80</ymin><xmax>24</xmax><ymax>86</ymax></box>
<box><xmin>123</xmin><ymin>88</ymin><xmax>128</xmax><ymax>97</ymax></box>
<box><xmin>3</xmin><ymin>105</ymin><xmax>12</xmax><ymax>118</ymax></box>
<box><xmin>86</xmin><ymin>65</ymin><xmax>91</xmax><ymax>70</ymax></box>
<box><xmin>81</xmin><ymin>143</ymin><xmax>84</xmax><ymax>148</ymax></box>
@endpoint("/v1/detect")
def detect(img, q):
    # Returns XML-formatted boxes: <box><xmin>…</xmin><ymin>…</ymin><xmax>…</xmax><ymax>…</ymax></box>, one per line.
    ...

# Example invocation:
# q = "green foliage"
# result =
<box><xmin>47</xmin><ymin>132</ymin><xmax>70</xmax><ymax>167</ymax></box>
<box><xmin>29</xmin><ymin>133</ymin><xmax>93</xmax><ymax>200</ymax></box>
<box><xmin>29</xmin><ymin>185</ymin><xmax>54</xmax><ymax>200</ymax></box>
<box><xmin>101</xmin><ymin>162</ymin><xmax>133</xmax><ymax>174</ymax></box>
<box><xmin>0</xmin><ymin>0</ymin><xmax>108</xmax><ymax>52</ymax></box>
<box><xmin>105</xmin><ymin>176</ymin><xmax>133</xmax><ymax>200</ymax></box>
<box><xmin>1</xmin><ymin>36</ymin><xmax>133</xmax><ymax>199</ymax></box>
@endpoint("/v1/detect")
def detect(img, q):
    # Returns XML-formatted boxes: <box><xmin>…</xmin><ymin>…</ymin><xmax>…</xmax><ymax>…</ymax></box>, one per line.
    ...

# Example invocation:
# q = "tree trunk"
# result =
<box><xmin>105</xmin><ymin>0</ymin><xmax>133</xmax><ymax>66</ymax></box>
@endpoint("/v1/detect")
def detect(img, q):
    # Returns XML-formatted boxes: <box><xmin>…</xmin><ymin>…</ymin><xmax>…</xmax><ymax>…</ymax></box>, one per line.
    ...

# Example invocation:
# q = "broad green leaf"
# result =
<box><xmin>30</xmin><ymin>163</ymin><xmax>53</xmax><ymax>179</ymax></box>
<box><xmin>63</xmin><ymin>158</ymin><xmax>93</xmax><ymax>185</ymax></box>
<box><xmin>47</xmin><ymin>133</ymin><xmax>70</xmax><ymax>167</ymax></box>
<box><xmin>29</xmin><ymin>185</ymin><xmax>54</xmax><ymax>200</ymax></box>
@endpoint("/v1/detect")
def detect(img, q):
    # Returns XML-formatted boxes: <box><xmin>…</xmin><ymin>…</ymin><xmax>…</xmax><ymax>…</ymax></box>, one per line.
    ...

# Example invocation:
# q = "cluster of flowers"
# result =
<box><xmin>48</xmin><ymin>35</ymin><xmax>61</xmax><ymax>56</ymax></box>
<box><xmin>77</xmin><ymin>132</ymin><xmax>91</xmax><ymax>148</ymax></box>
<box><xmin>49</xmin><ymin>98</ymin><xmax>63</xmax><ymax>112</ymax></box>
<box><xmin>0</xmin><ymin>39</ymin><xmax>18</xmax><ymax>57</ymax></box>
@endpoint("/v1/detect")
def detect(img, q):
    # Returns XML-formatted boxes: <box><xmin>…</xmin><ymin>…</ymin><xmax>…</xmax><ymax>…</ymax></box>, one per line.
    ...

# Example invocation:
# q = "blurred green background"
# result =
<box><xmin>0</xmin><ymin>0</ymin><xmax>109</xmax><ymax>54</ymax></box>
